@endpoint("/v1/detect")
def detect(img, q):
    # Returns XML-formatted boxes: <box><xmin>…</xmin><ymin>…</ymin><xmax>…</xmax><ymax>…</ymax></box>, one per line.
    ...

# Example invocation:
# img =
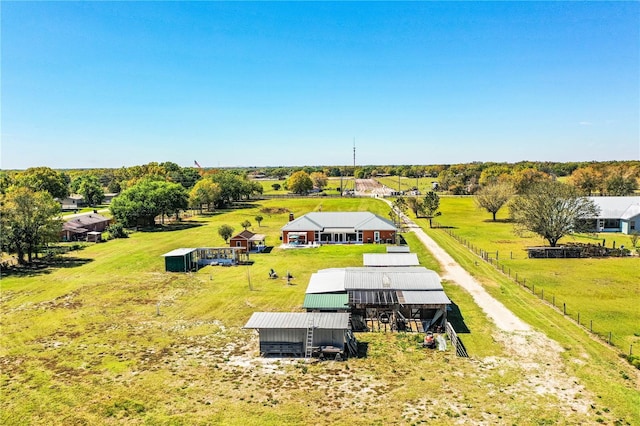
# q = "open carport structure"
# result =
<box><xmin>303</xmin><ymin>266</ymin><xmax>451</xmax><ymax>333</ymax></box>
<box><xmin>244</xmin><ymin>312</ymin><xmax>356</xmax><ymax>359</ymax></box>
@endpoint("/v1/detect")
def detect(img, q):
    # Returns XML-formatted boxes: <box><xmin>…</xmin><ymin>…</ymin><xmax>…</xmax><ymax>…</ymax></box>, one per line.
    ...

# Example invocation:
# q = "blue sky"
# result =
<box><xmin>2</xmin><ymin>1</ymin><xmax>638</xmax><ymax>169</ymax></box>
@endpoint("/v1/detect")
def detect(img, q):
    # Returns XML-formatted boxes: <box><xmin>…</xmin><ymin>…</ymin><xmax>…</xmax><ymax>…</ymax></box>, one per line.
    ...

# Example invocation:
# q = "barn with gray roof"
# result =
<box><xmin>303</xmin><ymin>266</ymin><xmax>451</xmax><ymax>332</ymax></box>
<box><xmin>244</xmin><ymin>312</ymin><xmax>356</xmax><ymax>359</ymax></box>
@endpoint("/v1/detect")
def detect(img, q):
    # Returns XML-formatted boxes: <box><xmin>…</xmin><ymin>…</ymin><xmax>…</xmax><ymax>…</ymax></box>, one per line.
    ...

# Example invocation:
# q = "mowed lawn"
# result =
<box><xmin>252</xmin><ymin>177</ymin><xmax>351</xmax><ymax>195</ymax></box>
<box><xmin>418</xmin><ymin>196</ymin><xmax>640</xmax><ymax>354</ymax></box>
<box><xmin>1</xmin><ymin>197</ymin><xmax>637</xmax><ymax>425</ymax></box>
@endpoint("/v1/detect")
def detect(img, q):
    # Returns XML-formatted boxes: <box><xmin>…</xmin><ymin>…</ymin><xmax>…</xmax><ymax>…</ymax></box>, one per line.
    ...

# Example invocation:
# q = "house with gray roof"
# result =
<box><xmin>62</xmin><ymin>213</ymin><xmax>111</xmax><ymax>242</ymax></box>
<box><xmin>586</xmin><ymin>196</ymin><xmax>640</xmax><ymax>234</ymax></box>
<box><xmin>281</xmin><ymin>211</ymin><xmax>397</xmax><ymax>245</ymax></box>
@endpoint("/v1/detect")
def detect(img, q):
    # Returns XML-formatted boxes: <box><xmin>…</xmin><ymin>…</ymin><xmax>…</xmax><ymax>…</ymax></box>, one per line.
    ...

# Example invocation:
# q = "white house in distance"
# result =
<box><xmin>586</xmin><ymin>196</ymin><xmax>640</xmax><ymax>234</ymax></box>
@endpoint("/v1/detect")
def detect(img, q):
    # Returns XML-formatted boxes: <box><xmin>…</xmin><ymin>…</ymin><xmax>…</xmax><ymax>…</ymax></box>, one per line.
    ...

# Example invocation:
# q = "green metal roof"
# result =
<box><xmin>303</xmin><ymin>293</ymin><xmax>349</xmax><ymax>310</ymax></box>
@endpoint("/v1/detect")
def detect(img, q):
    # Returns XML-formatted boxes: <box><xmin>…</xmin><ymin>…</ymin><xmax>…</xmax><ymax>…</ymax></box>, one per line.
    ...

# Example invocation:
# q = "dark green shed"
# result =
<box><xmin>162</xmin><ymin>248</ymin><xmax>198</xmax><ymax>272</ymax></box>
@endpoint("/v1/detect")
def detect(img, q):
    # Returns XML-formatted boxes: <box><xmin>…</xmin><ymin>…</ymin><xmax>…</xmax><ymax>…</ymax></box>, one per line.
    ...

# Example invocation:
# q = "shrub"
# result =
<box><xmin>107</xmin><ymin>223</ymin><xmax>128</xmax><ymax>239</ymax></box>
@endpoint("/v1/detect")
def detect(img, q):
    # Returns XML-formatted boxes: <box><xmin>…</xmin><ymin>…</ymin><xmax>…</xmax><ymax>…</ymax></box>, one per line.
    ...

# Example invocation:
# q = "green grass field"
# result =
<box><xmin>2</xmin><ymin>197</ymin><xmax>638</xmax><ymax>424</ymax></box>
<box><xmin>252</xmin><ymin>177</ymin><xmax>353</xmax><ymax>195</ymax></box>
<box><xmin>375</xmin><ymin>176</ymin><xmax>438</xmax><ymax>194</ymax></box>
<box><xmin>420</xmin><ymin>196</ymin><xmax>640</xmax><ymax>354</ymax></box>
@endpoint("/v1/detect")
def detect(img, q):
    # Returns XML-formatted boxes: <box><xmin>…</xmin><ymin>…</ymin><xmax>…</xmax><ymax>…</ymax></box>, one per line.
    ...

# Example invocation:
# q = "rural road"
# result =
<box><xmin>382</xmin><ymin>199</ymin><xmax>593</xmax><ymax>414</ymax></box>
<box><xmin>408</xmin><ymin>222</ymin><xmax>531</xmax><ymax>333</ymax></box>
<box><xmin>383</xmin><ymin>199</ymin><xmax>530</xmax><ymax>333</ymax></box>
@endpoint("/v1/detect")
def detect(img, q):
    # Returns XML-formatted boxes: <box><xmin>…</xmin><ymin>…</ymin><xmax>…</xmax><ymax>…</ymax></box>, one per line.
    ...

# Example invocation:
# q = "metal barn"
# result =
<box><xmin>162</xmin><ymin>248</ymin><xmax>198</xmax><ymax>272</ymax></box>
<box><xmin>244</xmin><ymin>312</ymin><xmax>353</xmax><ymax>358</ymax></box>
<box><xmin>363</xmin><ymin>253</ymin><xmax>420</xmax><ymax>267</ymax></box>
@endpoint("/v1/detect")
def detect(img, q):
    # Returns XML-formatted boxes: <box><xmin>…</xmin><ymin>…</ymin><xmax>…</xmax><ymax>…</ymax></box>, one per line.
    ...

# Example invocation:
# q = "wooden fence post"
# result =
<box><xmin>552</xmin><ymin>295</ymin><xmax>555</xmax><ymax>307</ymax></box>
<box><xmin>577</xmin><ymin>312</ymin><xmax>580</xmax><ymax>325</ymax></box>
<box><xmin>541</xmin><ymin>289</ymin><xmax>544</xmax><ymax>301</ymax></box>
<box><xmin>563</xmin><ymin>303</ymin><xmax>566</xmax><ymax>315</ymax></box>
<box><xmin>590</xmin><ymin>320</ymin><xmax>593</xmax><ymax>332</ymax></box>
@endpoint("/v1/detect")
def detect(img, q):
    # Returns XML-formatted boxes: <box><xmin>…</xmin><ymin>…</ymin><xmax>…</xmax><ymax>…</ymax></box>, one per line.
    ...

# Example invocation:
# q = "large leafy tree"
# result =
<box><xmin>161</xmin><ymin>161</ymin><xmax>201</xmax><ymax>189</ymax></box>
<box><xmin>509</xmin><ymin>181</ymin><xmax>599</xmax><ymax>247</ymax></box>
<box><xmin>189</xmin><ymin>179</ymin><xmax>222</xmax><ymax>212</ymax></box>
<box><xmin>309</xmin><ymin>172</ymin><xmax>328</xmax><ymax>190</ymax></box>
<box><xmin>0</xmin><ymin>187</ymin><xmax>62</xmax><ymax>264</ymax></box>
<box><xmin>510</xmin><ymin>168</ymin><xmax>551</xmax><ymax>194</ymax></box>
<box><xmin>605</xmin><ymin>174</ymin><xmax>637</xmax><ymax>196</ymax></box>
<box><xmin>287</xmin><ymin>171</ymin><xmax>313</xmax><ymax>194</ymax></box>
<box><xmin>110</xmin><ymin>179</ymin><xmax>188</xmax><ymax>228</ymax></box>
<box><xmin>0</xmin><ymin>172</ymin><xmax>13</xmax><ymax>195</ymax></box>
<box><xmin>209</xmin><ymin>171</ymin><xmax>261</xmax><ymax>207</ymax></box>
<box><xmin>14</xmin><ymin>167</ymin><xmax>69</xmax><ymax>199</ymax></box>
<box><xmin>71</xmin><ymin>175</ymin><xmax>105</xmax><ymax>206</ymax></box>
<box><xmin>569</xmin><ymin>166</ymin><xmax>600</xmax><ymax>195</ymax></box>
<box><xmin>475</xmin><ymin>182</ymin><xmax>514</xmax><ymax>221</ymax></box>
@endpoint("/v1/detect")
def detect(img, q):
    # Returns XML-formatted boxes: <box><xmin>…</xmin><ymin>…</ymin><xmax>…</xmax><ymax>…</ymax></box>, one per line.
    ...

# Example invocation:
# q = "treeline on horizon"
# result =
<box><xmin>1</xmin><ymin>160</ymin><xmax>639</xmax><ymax>198</ymax></box>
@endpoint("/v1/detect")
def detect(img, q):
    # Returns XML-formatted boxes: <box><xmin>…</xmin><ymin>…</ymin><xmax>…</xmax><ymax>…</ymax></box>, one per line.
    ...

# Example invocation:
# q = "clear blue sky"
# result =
<box><xmin>2</xmin><ymin>1</ymin><xmax>638</xmax><ymax>169</ymax></box>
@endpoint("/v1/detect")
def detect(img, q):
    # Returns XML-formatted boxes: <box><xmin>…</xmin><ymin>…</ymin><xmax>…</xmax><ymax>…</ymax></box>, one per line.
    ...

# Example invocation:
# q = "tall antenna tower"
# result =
<box><xmin>353</xmin><ymin>138</ymin><xmax>356</xmax><ymax>169</ymax></box>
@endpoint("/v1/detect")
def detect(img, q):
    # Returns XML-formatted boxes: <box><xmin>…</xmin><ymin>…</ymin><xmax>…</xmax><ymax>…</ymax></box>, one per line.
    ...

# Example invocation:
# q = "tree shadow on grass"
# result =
<box><xmin>447</xmin><ymin>301</ymin><xmax>471</xmax><ymax>334</ymax></box>
<box><xmin>481</xmin><ymin>218</ymin><xmax>514</xmax><ymax>224</ymax></box>
<box><xmin>1</xmin><ymin>257</ymin><xmax>94</xmax><ymax>278</ymax></box>
<box><xmin>430</xmin><ymin>223</ymin><xmax>457</xmax><ymax>229</ymax></box>
<box><xmin>356</xmin><ymin>341</ymin><xmax>369</xmax><ymax>358</ymax></box>
<box><xmin>139</xmin><ymin>222</ymin><xmax>203</xmax><ymax>232</ymax></box>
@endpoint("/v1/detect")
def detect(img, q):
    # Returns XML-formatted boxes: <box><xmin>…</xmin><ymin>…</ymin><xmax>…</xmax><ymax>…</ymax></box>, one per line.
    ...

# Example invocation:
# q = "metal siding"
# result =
<box><xmin>165</xmin><ymin>256</ymin><xmax>186</xmax><ymax>272</ymax></box>
<box><xmin>387</xmin><ymin>246</ymin><xmax>411</xmax><ymax>253</ymax></box>
<box><xmin>400</xmin><ymin>291</ymin><xmax>452</xmax><ymax>305</ymax></box>
<box><xmin>363</xmin><ymin>253</ymin><xmax>419</xmax><ymax>267</ymax></box>
<box><xmin>313</xmin><ymin>329</ymin><xmax>345</xmax><ymax>349</ymax></box>
<box><xmin>162</xmin><ymin>248</ymin><xmax>197</xmax><ymax>257</ymax></box>
<box><xmin>303</xmin><ymin>293</ymin><xmax>349</xmax><ymax>310</ymax></box>
<box><xmin>260</xmin><ymin>329</ymin><xmax>305</xmax><ymax>344</ymax></box>
<box><xmin>244</xmin><ymin>312</ymin><xmax>349</xmax><ymax>329</ymax></box>
<box><xmin>344</xmin><ymin>267</ymin><xmax>443</xmax><ymax>291</ymax></box>
<box><xmin>305</xmin><ymin>270</ymin><xmax>347</xmax><ymax>294</ymax></box>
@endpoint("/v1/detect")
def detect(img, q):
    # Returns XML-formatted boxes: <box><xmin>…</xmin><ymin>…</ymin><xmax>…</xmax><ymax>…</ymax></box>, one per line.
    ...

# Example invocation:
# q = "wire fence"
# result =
<box><xmin>431</xmin><ymin>220</ymin><xmax>635</xmax><ymax>359</ymax></box>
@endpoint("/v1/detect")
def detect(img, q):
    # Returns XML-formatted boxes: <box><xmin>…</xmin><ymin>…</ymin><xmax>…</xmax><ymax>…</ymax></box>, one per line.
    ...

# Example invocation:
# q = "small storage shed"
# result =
<box><xmin>162</xmin><ymin>248</ymin><xmax>198</xmax><ymax>272</ymax></box>
<box><xmin>244</xmin><ymin>312</ymin><xmax>350</xmax><ymax>357</ymax></box>
<box><xmin>229</xmin><ymin>230</ymin><xmax>266</xmax><ymax>252</ymax></box>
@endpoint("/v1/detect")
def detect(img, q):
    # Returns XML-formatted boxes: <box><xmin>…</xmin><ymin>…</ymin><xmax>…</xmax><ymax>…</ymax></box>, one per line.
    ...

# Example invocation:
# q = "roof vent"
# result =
<box><xmin>382</xmin><ymin>274</ymin><xmax>391</xmax><ymax>288</ymax></box>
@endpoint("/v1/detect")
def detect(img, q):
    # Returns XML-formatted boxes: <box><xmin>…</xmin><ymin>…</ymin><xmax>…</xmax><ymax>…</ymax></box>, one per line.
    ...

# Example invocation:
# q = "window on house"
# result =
<box><xmin>631</xmin><ymin>221</ymin><xmax>636</xmax><ymax>231</ymax></box>
<box><xmin>604</xmin><ymin>219</ymin><xmax>620</xmax><ymax>229</ymax></box>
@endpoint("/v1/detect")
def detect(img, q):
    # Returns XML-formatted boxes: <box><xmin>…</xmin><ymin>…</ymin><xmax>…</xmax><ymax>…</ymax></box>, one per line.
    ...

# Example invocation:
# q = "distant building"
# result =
<box><xmin>585</xmin><ymin>196</ymin><xmax>640</xmax><ymax>234</ymax></box>
<box><xmin>62</xmin><ymin>213</ymin><xmax>111</xmax><ymax>241</ymax></box>
<box><xmin>229</xmin><ymin>230</ymin><xmax>266</xmax><ymax>252</ymax></box>
<box><xmin>59</xmin><ymin>195</ymin><xmax>85</xmax><ymax>211</ymax></box>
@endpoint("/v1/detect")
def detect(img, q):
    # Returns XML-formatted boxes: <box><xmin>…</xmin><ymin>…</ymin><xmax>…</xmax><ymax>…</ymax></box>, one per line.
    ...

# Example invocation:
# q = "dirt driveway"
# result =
<box><xmin>385</xmin><ymin>200</ymin><xmax>595</xmax><ymax>415</ymax></box>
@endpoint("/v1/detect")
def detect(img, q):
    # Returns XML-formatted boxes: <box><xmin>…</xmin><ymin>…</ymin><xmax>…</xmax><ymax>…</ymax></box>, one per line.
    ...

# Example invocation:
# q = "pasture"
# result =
<box><xmin>421</xmin><ymin>196</ymin><xmax>640</xmax><ymax>354</ymax></box>
<box><xmin>1</xmin><ymin>197</ymin><xmax>638</xmax><ymax>424</ymax></box>
<box><xmin>374</xmin><ymin>176</ymin><xmax>439</xmax><ymax>194</ymax></box>
<box><xmin>251</xmin><ymin>177</ymin><xmax>353</xmax><ymax>196</ymax></box>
